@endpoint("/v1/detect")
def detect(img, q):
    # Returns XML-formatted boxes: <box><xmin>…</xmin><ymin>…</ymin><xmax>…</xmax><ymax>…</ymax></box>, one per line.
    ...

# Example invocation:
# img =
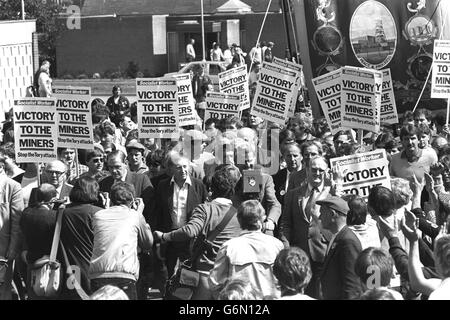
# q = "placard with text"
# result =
<box><xmin>53</xmin><ymin>86</ymin><xmax>94</xmax><ymax>149</ymax></box>
<box><xmin>431</xmin><ymin>40</ymin><xmax>450</xmax><ymax>99</ymax></box>
<box><xmin>172</xmin><ymin>73</ymin><xmax>197</xmax><ymax>127</ymax></box>
<box><xmin>251</xmin><ymin>61</ymin><xmax>299</xmax><ymax>125</ymax></box>
<box><xmin>14</xmin><ymin>98</ymin><xmax>58</xmax><ymax>163</ymax></box>
<box><xmin>312</xmin><ymin>68</ymin><xmax>342</xmax><ymax>135</ymax></box>
<box><xmin>341</xmin><ymin>66</ymin><xmax>382</xmax><ymax>132</ymax></box>
<box><xmin>205</xmin><ymin>92</ymin><xmax>240</xmax><ymax>121</ymax></box>
<box><xmin>330</xmin><ymin>149</ymin><xmax>391</xmax><ymax>199</ymax></box>
<box><xmin>136</xmin><ymin>78</ymin><xmax>179</xmax><ymax>139</ymax></box>
<box><xmin>273</xmin><ymin>57</ymin><xmax>303</xmax><ymax>118</ymax></box>
<box><xmin>219</xmin><ymin>65</ymin><xmax>250</xmax><ymax>111</ymax></box>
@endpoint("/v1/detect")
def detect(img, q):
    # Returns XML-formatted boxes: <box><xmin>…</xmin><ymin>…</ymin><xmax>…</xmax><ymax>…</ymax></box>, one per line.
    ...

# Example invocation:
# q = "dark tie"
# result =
<box><xmin>305</xmin><ymin>187</ymin><xmax>320</xmax><ymax>220</ymax></box>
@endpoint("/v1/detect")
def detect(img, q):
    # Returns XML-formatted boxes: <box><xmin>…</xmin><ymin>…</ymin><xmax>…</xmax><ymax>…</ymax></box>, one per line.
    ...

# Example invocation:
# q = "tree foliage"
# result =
<box><xmin>0</xmin><ymin>0</ymin><xmax>66</xmax><ymax>75</ymax></box>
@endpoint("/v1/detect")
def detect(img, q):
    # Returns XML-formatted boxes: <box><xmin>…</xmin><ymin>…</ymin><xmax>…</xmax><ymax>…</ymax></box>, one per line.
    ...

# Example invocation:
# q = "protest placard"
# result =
<box><xmin>330</xmin><ymin>149</ymin><xmax>390</xmax><ymax>198</ymax></box>
<box><xmin>312</xmin><ymin>68</ymin><xmax>342</xmax><ymax>135</ymax></box>
<box><xmin>53</xmin><ymin>86</ymin><xmax>94</xmax><ymax>149</ymax></box>
<box><xmin>431</xmin><ymin>40</ymin><xmax>450</xmax><ymax>99</ymax></box>
<box><xmin>13</xmin><ymin>98</ymin><xmax>58</xmax><ymax>163</ymax></box>
<box><xmin>380</xmin><ymin>69</ymin><xmax>398</xmax><ymax>125</ymax></box>
<box><xmin>136</xmin><ymin>78</ymin><xmax>179</xmax><ymax>139</ymax></box>
<box><xmin>273</xmin><ymin>57</ymin><xmax>303</xmax><ymax>118</ymax></box>
<box><xmin>218</xmin><ymin>65</ymin><xmax>250</xmax><ymax>110</ymax></box>
<box><xmin>205</xmin><ymin>92</ymin><xmax>240</xmax><ymax>121</ymax></box>
<box><xmin>251</xmin><ymin>61</ymin><xmax>298</xmax><ymax>125</ymax></box>
<box><xmin>341</xmin><ymin>66</ymin><xmax>382</xmax><ymax>132</ymax></box>
<box><xmin>172</xmin><ymin>73</ymin><xmax>197</xmax><ymax>127</ymax></box>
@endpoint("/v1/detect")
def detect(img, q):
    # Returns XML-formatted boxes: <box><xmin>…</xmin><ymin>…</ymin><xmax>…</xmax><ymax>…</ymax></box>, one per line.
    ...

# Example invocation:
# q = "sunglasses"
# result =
<box><xmin>46</xmin><ymin>170</ymin><xmax>65</xmax><ymax>176</ymax></box>
<box><xmin>91</xmin><ymin>158</ymin><xmax>104</xmax><ymax>163</ymax></box>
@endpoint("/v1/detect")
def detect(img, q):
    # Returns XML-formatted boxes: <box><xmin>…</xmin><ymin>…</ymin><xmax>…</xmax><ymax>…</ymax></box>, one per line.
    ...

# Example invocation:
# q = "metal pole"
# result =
<box><xmin>446</xmin><ymin>99</ymin><xmax>450</xmax><ymax>126</ymax></box>
<box><xmin>21</xmin><ymin>0</ymin><xmax>25</xmax><ymax>20</ymax></box>
<box><xmin>280</xmin><ymin>0</ymin><xmax>292</xmax><ymax>59</ymax></box>
<box><xmin>201</xmin><ymin>0</ymin><xmax>206</xmax><ymax>62</ymax></box>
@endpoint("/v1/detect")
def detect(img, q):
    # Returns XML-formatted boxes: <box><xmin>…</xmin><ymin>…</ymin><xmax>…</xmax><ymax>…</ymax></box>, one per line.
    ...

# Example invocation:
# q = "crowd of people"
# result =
<box><xmin>0</xmin><ymin>50</ymin><xmax>449</xmax><ymax>301</ymax></box>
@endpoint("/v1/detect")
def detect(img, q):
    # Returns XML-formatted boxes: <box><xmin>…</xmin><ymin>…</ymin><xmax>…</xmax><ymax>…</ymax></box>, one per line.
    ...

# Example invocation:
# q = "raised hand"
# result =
<box><xmin>400</xmin><ymin>209</ymin><xmax>419</xmax><ymax>242</ymax></box>
<box><xmin>430</xmin><ymin>162</ymin><xmax>445</xmax><ymax>177</ymax></box>
<box><xmin>424</xmin><ymin>172</ymin><xmax>435</xmax><ymax>192</ymax></box>
<box><xmin>378</xmin><ymin>215</ymin><xmax>397</xmax><ymax>240</ymax></box>
<box><xmin>409</xmin><ymin>173</ymin><xmax>424</xmax><ymax>196</ymax></box>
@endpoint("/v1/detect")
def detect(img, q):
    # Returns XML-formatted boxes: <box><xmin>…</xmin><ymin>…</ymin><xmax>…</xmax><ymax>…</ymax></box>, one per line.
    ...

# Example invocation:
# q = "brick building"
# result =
<box><xmin>56</xmin><ymin>0</ymin><xmax>294</xmax><ymax>77</ymax></box>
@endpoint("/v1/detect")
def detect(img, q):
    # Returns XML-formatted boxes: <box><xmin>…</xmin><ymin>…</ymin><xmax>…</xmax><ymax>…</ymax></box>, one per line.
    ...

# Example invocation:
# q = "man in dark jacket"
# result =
<box><xmin>272</xmin><ymin>142</ymin><xmax>302</xmax><ymax>206</ymax></box>
<box><xmin>153</xmin><ymin>151</ymin><xmax>207</xmax><ymax>278</ymax></box>
<box><xmin>317</xmin><ymin>195</ymin><xmax>363</xmax><ymax>300</ymax></box>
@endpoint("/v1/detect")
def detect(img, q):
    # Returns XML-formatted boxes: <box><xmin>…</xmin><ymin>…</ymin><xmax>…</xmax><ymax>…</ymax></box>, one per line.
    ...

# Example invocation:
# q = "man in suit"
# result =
<box><xmin>0</xmin><ymin>155</ymin><xmax>23</xmax><ymax>300</ymax></box>
<box><xmin>232</xmin><ymin>141</ymin><xmax>281</xmax><ymax>236</ymax></box>
<box><xmin>279</xmin><ymin>155</ymin><xmax>332</xmax><ymax>298</ymax></box>
<box><xmin>316</xmin><ymin>195</ymin><xmax>363</xmax><ymax>300</ymax></box>
<box><xmin>99</xmin><ymin>150</ymin><xmax>153</xmax><ymax>201</ymax></box>
<box><xmin>288</xmin><ymin>140</ymin><xmax>323</xmax><ymax>191</ymax></box>
<box><xmin>272</xmin><ymin>142</ymin><xmax>302</xmax><ymax>206</ymax></box>
<box><xmin>154</xmin><ymin>151</ymin><xmax>207</xmax><ymax>278</ymax></box>
<box><xmin>29</xmin><ymin>160</ymin><xmax>73</xmax><ymax>207</ymax></box>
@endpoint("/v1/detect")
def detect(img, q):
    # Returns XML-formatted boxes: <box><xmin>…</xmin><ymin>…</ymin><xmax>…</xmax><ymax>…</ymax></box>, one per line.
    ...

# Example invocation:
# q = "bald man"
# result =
<box><xmin>279</xmin><ymin>155</ymin><xmax>333</xmax><ymax>299</ymax></box>
<box><xmin>154</xmin><ymin>151</ymin><xmax>207</xmax><ymax>278</ymax></box>
<box><xmin>29</xmin><ymin>160</ymin><xmax>73</xmax><ymax>207</ymax></box>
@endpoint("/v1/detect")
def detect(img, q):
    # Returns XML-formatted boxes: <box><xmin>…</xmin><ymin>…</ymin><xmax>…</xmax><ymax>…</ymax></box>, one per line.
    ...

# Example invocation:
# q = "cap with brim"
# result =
<box><xmin>126</xmin><ymin>141</ymin><xmax>146</xmax><ymax>153</ymax></box>
<box><xmin>316</xmin><ymin>195</ymin><xmax>349</xmax><ymax>216</ymax></box>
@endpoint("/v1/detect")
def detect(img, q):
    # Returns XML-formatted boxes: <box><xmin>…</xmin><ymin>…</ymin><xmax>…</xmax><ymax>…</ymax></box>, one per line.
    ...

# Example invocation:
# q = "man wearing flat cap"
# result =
<box><xmin>317</xmin><ymin>195</ymin><xmax>363</xmax><ymax>300</ymax></box>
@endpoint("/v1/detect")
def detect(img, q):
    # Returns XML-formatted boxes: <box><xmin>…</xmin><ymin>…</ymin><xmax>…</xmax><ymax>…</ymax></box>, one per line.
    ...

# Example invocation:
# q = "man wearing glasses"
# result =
<box><xmin>279</xmin><ymin>155</ymin><xmax>333</xmax><ymax>299</ymax></box>
<box><xmin>29</xmin><ymin>160</ymin><xmax>73</xmax><ymax>206</ymax></box>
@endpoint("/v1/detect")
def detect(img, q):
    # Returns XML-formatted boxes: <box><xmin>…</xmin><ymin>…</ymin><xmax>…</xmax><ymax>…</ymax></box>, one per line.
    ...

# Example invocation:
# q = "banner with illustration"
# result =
<box><xmin>297</xmin><ymin>0</ymin><xmax>450</xmax><ymax>116</ymax></box>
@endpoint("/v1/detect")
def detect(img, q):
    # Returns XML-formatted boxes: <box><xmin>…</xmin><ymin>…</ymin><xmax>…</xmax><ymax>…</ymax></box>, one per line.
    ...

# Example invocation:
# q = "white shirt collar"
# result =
<box><xmin>170</xmin><ymin>174</ymin><xmax>192</xmax><ymax>187</ymax></box>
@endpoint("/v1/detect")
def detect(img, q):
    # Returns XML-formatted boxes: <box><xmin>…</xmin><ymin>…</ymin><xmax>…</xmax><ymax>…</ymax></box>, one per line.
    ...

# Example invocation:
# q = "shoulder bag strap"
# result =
<box><xmin>206</xmin><ymin>206</ymin><xmax>237</xmax><ymax>242</ymax></box>
<box><xmin>190</xmin><ymin>206</ymin><xmax>237</xmax><ymax>264</ymax></box>
<box><xmin>49</xmin><ymin>204</ymin><xmax>65</xmax><ymax>262</ymax></box>
<box><xmin>60</xmin><ymin>242</ymin><xmax>90</xmax><ymax>300</ymax></box>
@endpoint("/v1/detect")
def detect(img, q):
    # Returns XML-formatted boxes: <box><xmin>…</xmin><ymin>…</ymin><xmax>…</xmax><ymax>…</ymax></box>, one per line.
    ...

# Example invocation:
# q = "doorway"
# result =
<box><xmin>185</xmin><ymin>32</ymin><xmax>219</xmax><ymax>61</ymax></box>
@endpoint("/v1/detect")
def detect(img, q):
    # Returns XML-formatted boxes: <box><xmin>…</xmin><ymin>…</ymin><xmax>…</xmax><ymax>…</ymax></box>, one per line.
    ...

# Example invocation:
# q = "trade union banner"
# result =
<box><xmin>297</xmin><ymin>0</ymin><xmax>450</xmax><ymax>117</ymax></box>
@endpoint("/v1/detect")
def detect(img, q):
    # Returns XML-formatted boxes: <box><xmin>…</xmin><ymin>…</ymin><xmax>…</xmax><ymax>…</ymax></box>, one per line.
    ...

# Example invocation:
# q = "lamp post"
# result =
<box><xmin>21</xmin><ymin>0</ymin><xmax>25</xmax><ymax>20</ymax></box>
<box><xmin>201</xmin><ymin>0</ymin><xmax>206</xmax><ymax>62</ymax></box>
